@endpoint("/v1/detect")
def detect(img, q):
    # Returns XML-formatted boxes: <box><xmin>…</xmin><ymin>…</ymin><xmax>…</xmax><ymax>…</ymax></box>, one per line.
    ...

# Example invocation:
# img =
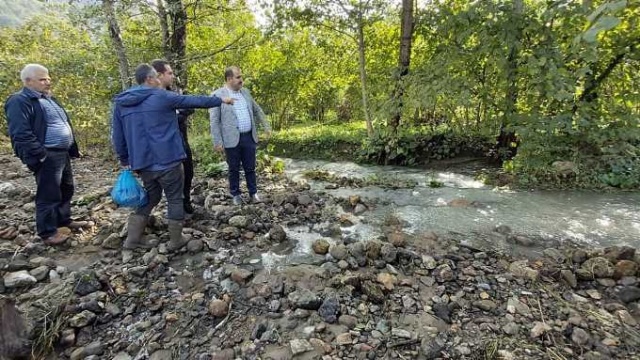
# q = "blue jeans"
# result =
<box><xmin>224</xmin><ymin>132</ymin><xmax>257</xmax><ymax>196</ymax></box>
<box><xmin>135</xmin><ymin>164</ymin><xmax>184</xmax><ymax>220</ymax></box>
<box><xmin>34</xmin><ymin>149</ymin><xmax>74</xmax><ymax>239</ymax></box>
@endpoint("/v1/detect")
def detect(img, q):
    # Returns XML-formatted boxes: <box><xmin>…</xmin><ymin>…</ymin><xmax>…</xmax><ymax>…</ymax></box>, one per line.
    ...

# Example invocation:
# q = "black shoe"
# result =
<box><xmin>184</xmin><ymin>202</ymin><xmax>194</xmax><ymax>214</ymax></box>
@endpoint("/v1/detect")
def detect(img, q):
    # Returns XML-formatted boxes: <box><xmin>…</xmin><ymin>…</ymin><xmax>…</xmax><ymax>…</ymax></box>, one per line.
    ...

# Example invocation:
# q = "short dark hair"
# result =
<box><xmin>134</xmin><ymin>63</ymin><xmax>156</xmax><ymax>85</ymax></box>
<box><xmin>151</xmin><ymin>59</ymin><xmax>170</xmax><ymax>74</ymax></box>
<box><xmin>224</xmin><ymin>66</ymin><xmax>240</xmax><ymax>81</ymax></box>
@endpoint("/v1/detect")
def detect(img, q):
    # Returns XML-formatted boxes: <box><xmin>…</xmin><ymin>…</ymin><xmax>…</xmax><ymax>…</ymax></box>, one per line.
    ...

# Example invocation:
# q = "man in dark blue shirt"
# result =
<box><xmin>4</xmin><ymin>64</ymin><xmax>82</xmax><ymax>245</ymax></box>
<box><xmin>112</xmin><ymin>63</ymin><xmax>234</xmax><ymax>251</ymax></box>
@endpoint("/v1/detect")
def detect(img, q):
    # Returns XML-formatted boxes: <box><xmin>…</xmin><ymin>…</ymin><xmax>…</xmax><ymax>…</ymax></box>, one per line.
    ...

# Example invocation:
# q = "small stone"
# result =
<box><xmin>3</xmin><ymin>271</ymin><xmax>37</xmax><ymax>288</ymax></box>
<box><xmin>586</xmin><ymin>289</ymin><xmax>601</xmax><ymax>300</ymax></box>
<box><xmin>318</xmin><ymin>297</ymin><xmax>339</xmax><ymax>323</ymax></box>
<box><xmin>230</xmin><ymin>268</ymin><xmax>253</xmax><ymax>284</ymax></box>
<box><xmin>68</xmin><ymin>310</ymin><xmax>97</xmax><ymax>328</ymax></box>
<box><xmin>616</xmin><ymin>309</ymin><xmax>637</xmax><ymax>326</ymax></box>
<box><xmin>338</xmin><ymin>315</ymin><xmax>358</xmax><ymax>329</ymax></box>
<box><xmin>312</xmin><ymin>239</ymin><xmax>330</xmax><ymax>255</ymax></box>
<box><xmin>530</xmin><ymin>322</ymin><xmax>551</xmax><ymax>338</ymax></box>
<box><xmin>387</xmin><ymin>232</ymin><xmax>406</xmax><ymax>247</ymax></box>
<box><xmin>228</xmin><ymin>215</ymin><xmax>248</xmax><ymax>228</ymax></box>
<box><xmin>336</xmin><ymin>332</ymin><xmax>352</xmax><ymax>345</ymax></box>
<box><xmin>580</xmin><ymin>257</ymin><xmax>614</xmax><ymax>279</ymax></box>
<box><xmin>329</xmin><ymin>244</ymin><xmax>348</xmax><ymax>260</ymax></box>
<box><xmin>509</xmin><ymin>260</ymin><xmax>539</xmax><ymax>281</ymax></box>
<box><xmin>376</xmin><ymin>272</ymin><xmax>397</xmax><ymax>290</ymax></box>
<box><xmin>29</xmin><ymin>266</ymin><xmax>50</xmax><ymax>281</ymax></box>
<box><xmin>391</xmin><ymin>328</ymin><xmax>412</xmax><ymax>339</ymax></box>
<box><xmin>422</xmin><ymin>255</ymin><xmax>437</xmax><ymax>270</ymax></box>
<box><xmin>561</xmin><ymin>270</ymin><xmax>578</xmax><ymax>288</ymax></box>
<box><xmin>571</xmin><ymin>327</ymin><xmax>591</xmax><ymax>346</ymax></box>
<box><xmin>614</xmin><ymin>260</ymin><xmax>638</xmax><ymax>279</ymax></box>
<box><xmin>473</xmin><ymin>300</ymin><xmax>497</xmax><ymax>311</ymax></box>
<box><xmin>503</xmin><ymin>323</ymin><xmax>519</xmax><ymax>335</ymax></box>
<box><xmin>186</xmin><ymin>239</ymin><xmax>204</xmax><ymax>253</ymax></box>
<box><xmin>290</xmin><ymin>338</ymin><xmax>314</xmax><ymax>355</ymax></box>
<box><xmin>433</xmin><ymin>264</ymin><xmax>455</xmax><ymax>282</ymax></box>
<box><xmin>618</xmin><ymin>286</ymin><xmax>640</xmax><ymax>303</ymax></box>
<box><xmin>209</xmin><ymin>299</ymin><xmax>229</xmax><ymax>317</ymax></box>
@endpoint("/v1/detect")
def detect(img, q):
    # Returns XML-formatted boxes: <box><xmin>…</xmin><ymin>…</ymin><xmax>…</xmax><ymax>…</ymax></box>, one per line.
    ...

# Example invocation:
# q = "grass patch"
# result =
<box><xmin>269</xmin><ymin>122</ymin><xmax>366</xmax><ymax>161</ymax></box>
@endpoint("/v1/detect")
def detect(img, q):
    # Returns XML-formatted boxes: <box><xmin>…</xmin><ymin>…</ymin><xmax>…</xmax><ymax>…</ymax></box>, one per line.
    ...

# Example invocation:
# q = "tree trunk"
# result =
<box><xmin>102</xmin><ymin>0</ymin><xmax>130</xmax><ymax>90</ymax></box>
<box><xmin>165</xmin><ymin>0</ymin><xmax>188</xmax><ymax>89</ymax></box>
<box><xmin>356</xmin><ymin>19</ymin><xmax>373</xmax><ymax>137</ymax></box>
<box><xmin>389</xmin><ymin>0</ymin><xmax>414</xmax><ymax>132</ymax></box>
<box><xmin>495</xmin><ymin>0</ymin><xmax>523</xmax><ymax>162</ymax></box>
<box><xmin>157</xmin><ymin>0</ymin><xmax>171</xmax><ymax>60</ymax></box>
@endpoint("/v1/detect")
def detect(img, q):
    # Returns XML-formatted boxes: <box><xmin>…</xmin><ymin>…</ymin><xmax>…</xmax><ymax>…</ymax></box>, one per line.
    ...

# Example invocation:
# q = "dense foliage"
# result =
<box><xmin>0</xmin><ymin>0</ymin><xmax>638</xmax><ymax>188</ymax></box>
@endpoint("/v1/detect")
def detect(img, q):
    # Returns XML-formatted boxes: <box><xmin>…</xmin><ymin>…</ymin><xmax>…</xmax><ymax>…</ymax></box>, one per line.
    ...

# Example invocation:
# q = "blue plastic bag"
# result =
<box><xmin>111</xmin><ymin>169</ymin><xmax>148</xmax><ymax>208</ymax></box>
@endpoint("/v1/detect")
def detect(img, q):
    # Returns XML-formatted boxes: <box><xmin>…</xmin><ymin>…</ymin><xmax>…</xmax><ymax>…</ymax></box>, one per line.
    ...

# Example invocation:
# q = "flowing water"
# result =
<box><xmin>280</xmin><ymin>158</ymin><xmax>640</xmax><ymax>250</ymax></box>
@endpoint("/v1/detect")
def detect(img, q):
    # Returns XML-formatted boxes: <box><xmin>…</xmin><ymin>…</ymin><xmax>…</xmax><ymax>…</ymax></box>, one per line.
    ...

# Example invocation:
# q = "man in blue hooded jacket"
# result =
<box><xmin>111</xmin><ymin>63</ymin><xmax>234</xmax><ymax>251</ymax></box>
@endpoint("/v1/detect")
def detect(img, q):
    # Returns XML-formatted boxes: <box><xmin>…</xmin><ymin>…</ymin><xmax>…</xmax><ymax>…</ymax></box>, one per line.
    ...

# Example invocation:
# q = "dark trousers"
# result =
<box><xmin>182</xmin><ymin>137</ymin><xmax>194</xmax><ymax>205</ymax></box>
<box><xmin>135</xmin><ymin>164</ymin><xmax>184</xmax><ymax>221</ymax></box>
<box><xmin>224</xmin><ymin>132</ymin><xmax>257</xmax><ymax>196</ymax></box>
<box><xmin>34</xmin><ymin>150</ymin><xmax>74</xmax><ymax>239</ymax></box>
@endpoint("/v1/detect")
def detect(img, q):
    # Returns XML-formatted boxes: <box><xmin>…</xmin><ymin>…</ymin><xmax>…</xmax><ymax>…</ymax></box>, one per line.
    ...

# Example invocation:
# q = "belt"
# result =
<box><xmin>239</xmin><ymin>130</ymin><xmax>252</xmax><ymax>135</ymax></box>
<box><xmin>45</xmin><ymin>148</ymin><xmax>69</xmax><ymax>152</ymax></box>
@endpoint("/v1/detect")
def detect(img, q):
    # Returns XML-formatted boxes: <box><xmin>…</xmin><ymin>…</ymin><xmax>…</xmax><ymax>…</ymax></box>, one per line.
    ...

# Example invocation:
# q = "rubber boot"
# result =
<box><xmin>123</xmin><ymin>214</ymin><xmax>153</xmax><ymax>250</ymax></box>
<box><xmin>167</xmin><ymin>219</ymin><xmax>187</xmax><ymax>251</ymax></box>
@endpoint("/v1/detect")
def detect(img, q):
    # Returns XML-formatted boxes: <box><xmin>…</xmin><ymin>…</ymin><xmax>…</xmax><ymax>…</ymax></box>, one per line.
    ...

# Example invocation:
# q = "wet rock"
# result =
<box><xmin>354</xmin><ymin>203</ymin><xmax>367</xmax><ymax>215</ymax></box>
<box><xmin>74</xmin><ymin>271</ymin><xmax>101</xmax><ymax>296</ymax></box>
<box><xmin>288</xmin><ymin>289</ymin><xmax>322</xmax><ymax>310</ymax></box>
<box><xmin>604</xmin><ymin>246</ymin><xmax>636</xmax><ymax>262</ymax></box>
<box><xmin>543</xmin><ymin>248</ymin><xmax>566</xmax><ymax>264</ymax></box>
<box><xmin>380</xmin><ymin>243</ymin><xmax>397</xmax><ymax>263</ymax></box>
<box><xmin>614</xmin><ymin>260</ymin><xmax>638</xmax><ymax>279</ymax></box>
<box><xmin>329</xmin><ymin>244</ymin><xmax>348</xmax><ymax>260</ymax></box>
<box><xmin>269</xmin><ymin>225</ymin><xmax>287</xmax><ymax>242</ymax></box>
<box><xmin>572</xmin><ymin>249</ymin><xmax>588</xmax><ymax>264</ymax></box>
<box><xmin>318</xmin><ymin>297</ymin><xmax>340</xmax><ymax>323</ymax></box>
<box><xmin>3</xmin><ymin>271</ymin><xmax>37</xmax><ymax>288</ymax></box>
<box><xmin>312</xmin><ymin>239</ymin><xmax>330</xmax><ymax>255</ymax></box>
<box><xmin>387</xmin><ymin>232</ymin><xmax>406</xmax><ymax>247</ymax></box>
<box><xmin>580</xmin><ymin>257</ymin><xmax>614</xmax><ymax>279</ymax></box>
<box><xmin>365</xmin><ymin>241</ymin><xmax>382</xmax><ymax>260</ymax></box>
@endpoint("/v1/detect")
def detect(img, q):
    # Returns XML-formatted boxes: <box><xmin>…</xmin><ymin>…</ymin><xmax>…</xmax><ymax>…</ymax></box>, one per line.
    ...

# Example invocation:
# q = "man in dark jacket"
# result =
<box><xmin>151</xmin><ymin>59</ymin><xmax>196</xmax><ymax>215</ymax></box>
<box><xmin>4</xmin><ymin>64</ymin><xmax>81</xmax><ymax>245</ymax></box>
<box><xmin>111</xmin><ymin>63</ymin><xmax>234</xmax><ymax>251</ymax></box>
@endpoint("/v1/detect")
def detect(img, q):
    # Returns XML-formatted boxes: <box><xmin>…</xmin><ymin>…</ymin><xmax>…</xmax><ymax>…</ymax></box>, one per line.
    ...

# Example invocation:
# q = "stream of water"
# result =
<box><xmin>280</xmin><ymin>158</ymin><xmax>640</xmax><ymax>249</ymax></box>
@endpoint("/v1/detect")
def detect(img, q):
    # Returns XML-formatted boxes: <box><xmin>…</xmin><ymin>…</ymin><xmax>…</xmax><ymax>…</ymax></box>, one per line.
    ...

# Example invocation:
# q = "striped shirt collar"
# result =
<box><xmin>23</xmin><ymin>87</ymin><xmax>50</xmax><ymax>99</ymax></box>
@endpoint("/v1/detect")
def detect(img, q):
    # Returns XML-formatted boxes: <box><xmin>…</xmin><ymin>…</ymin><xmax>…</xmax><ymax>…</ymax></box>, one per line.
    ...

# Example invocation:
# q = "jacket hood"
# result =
<box><xmin>114</xmin><ymin>86</ymin><xmax>157</xmax><ymax>107</ymax></box>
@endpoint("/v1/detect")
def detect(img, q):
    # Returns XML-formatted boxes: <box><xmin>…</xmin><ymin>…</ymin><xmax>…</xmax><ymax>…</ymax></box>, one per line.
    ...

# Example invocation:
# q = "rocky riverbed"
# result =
<box><xmin>0</xmin><ymin>154</ymin><xmax>639</xmax><ymax>360</ymax></box>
